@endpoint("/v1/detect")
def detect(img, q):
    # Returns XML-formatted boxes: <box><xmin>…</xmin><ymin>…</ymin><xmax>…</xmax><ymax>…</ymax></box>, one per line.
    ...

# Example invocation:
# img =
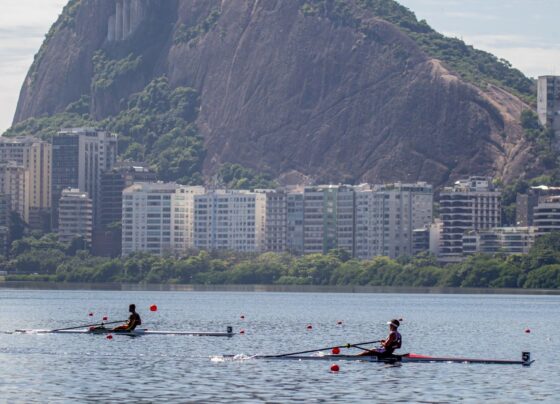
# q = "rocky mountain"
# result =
<box><xmin>11</xmin><ymin>0</ymin><xmax>538</xmax><ymax>186</ymax></box>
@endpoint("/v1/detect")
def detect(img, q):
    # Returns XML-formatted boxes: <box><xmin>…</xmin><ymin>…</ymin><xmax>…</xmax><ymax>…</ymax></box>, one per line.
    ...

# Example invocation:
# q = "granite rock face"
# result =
<box><xmin>13</xmin><ymin>0</ymin><xmax>532</xmax><ymax>185</ymax></box>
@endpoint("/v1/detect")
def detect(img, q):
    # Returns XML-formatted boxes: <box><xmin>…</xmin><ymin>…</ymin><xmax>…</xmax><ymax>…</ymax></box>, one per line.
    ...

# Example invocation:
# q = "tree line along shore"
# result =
<box><xmin>2</xmin><ymin>233</ymin><xmax>559</xmax><ymax>289</ymax></box>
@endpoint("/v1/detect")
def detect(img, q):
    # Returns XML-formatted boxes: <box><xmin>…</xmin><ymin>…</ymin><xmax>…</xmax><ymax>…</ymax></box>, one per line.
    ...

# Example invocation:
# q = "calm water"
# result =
<box><xmin>0</xmin><ymin>290</ymin><xmax>558</xmax><ymax>403</ymax></box>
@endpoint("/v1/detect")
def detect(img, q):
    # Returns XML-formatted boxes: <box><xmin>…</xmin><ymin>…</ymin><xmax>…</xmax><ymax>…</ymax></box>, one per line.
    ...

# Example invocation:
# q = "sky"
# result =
<box><xmin>1</xmin><ymin>1</ymin><xmax>560</xmax><ymax>134</ymax></box>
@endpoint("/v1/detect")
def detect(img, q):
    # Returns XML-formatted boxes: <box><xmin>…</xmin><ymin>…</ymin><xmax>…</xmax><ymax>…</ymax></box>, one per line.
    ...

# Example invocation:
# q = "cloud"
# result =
<box><xmin>442</xmin><ymin>31</ymin><xmax>560</xmax><ymax>78</ymax></box>
<box><xmin>443</xmin><ymin>11</ymin><xmax>497</xmax><ymax>20</ymax></box>
<box><xmin>0</xmin><ymin>0</ymin><xmax>66</xmax><ymax>133</ymax></box>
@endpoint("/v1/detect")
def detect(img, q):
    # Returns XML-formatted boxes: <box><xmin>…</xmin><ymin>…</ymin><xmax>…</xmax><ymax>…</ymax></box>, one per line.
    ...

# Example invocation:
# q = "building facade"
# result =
<box><xmin>121</xmin><ymin>182</ymin><xmax>177</xmax><ymax>256</ymax></box>
<box><xmin>58</xmin><ymin>188</ymin><xmax>93</xmax><ymax>245</ymax></box>
<box><xmin>533</xmin><ymin>195</ymin><xmax>560</xmax><ymax>235</ymax></box>
<box><xmin>439</xmin><ymin>177</ymin><xmax>501</xmax><ymax>261</ymax></box>
<box><xmin>193</xmin><ymin>190</ymin><xmax>266</xmax><ymax>253</ymax></box>
<box><xmin>99</xmin><ymin>164</ymin><xmax>157</xmax><ymax>230</ymax></box>
<box><xmin>26</xmin><ymin>141</ymin><xmax>52</xmax><ymax>231</ymax></box>
<box><xmin>52</xmin><ymin>128</ymin><xmax>117</xmax><ymax>229</ymax></box>
<box><xmin>0</xmin><ymin>194</ymin><xmax>10</xmax><ymax>256</ymax></box>
<box><xmin>256</xmin><ymin>189</ymin><xmax>288</xmax><ymax>253</ymax></box>
<box><xmin>0</xmin><ymin>137</ymin><xmax>51</xmax><ymax>229</ymax></box>
<box><xmin>302</xmin><ymin>185</ymin><xmax>355</xmax><ymax>255</ymax></box>
<box><xmin>354</xmin><ymin>182</ymin><xmax>433</xmax><ymax>259</ymax></box>
<box><xmin>0</xmin><ymin>162</ymin><xmax>27</xmax><ymax>220</ymax></box>
<box><xmin>171</xmin><ymin>186</ymin><xmax>205</xmax><ymax>253</ymax></box>
<box><xmin>462</xmin><ymin>227</ymin><xmax>536</xmax><ymax>255</ymax></box>
<box><xmin>537</xmin><ymin>75</ymin><xmax>560</xmax><ymax>142</ymax></box>
<box><xmin>286</xmin><ymin>191</ymin><xmax>304</xmax><ymax>255</ymax></box>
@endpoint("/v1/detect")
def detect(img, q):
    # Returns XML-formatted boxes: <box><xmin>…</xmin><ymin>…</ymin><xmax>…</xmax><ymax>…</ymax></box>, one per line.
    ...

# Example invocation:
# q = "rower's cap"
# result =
<box><xmin>387</xmin><ymin>319</ymin><xmax>400</xmax><ymax>328</ymax></box>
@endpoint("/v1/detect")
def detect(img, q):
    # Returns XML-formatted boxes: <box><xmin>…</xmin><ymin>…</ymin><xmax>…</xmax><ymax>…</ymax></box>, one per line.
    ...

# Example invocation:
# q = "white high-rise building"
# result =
<box><xmin>255</xmin><ymin>189</ymin><xmax>288</xmax><ymax>253</ymax></box>
<box><xmin>302</xmin><ymin>185</ymin><xmax>355</xmax><ymax>255</ymax></box>
<box><xmin>0</xmin><ymin>137</ymin><xmax>51</xmax><ymax>229</ymax></box>
<box><xmin>355</xmin><ymin>182</ymin><xmax>433</xmax><ymax>259</ymax></box>
<box><xmin>193</xmin><ymin>190</ymin><xmax>266</xmax><ymax>252</ymax></box>
<box><xmin>171</xmin><ymin>186</ymin><xmax>205</xmax><ymax>252</ymax></box>
<box><xmin>286</xmin><ymin>191</ymin><xmax>304</xmax><ymax>255</ymax></box>
<box><xmin>537</xmin><ymin>76</ymin><xmax>560</xmax><ymax>141</ymax></box>
<box><xmin>439</xmin><ymin>177</ymin><xmax>501</xmax><ymax>261</ymax></box>
<box><xmin>122</xmin><ymin>183</ymin><xmax>205</xmax><ymax>256</ymax></box>
<box><xmin>122</xmin><ymin>182</ymin><xmax>177</xmax><ymax>256</ymax></box>
<box><xmin>0</xmin><ymin>162</ymin><xmax>27</xmax><ymax>220</ymax></box>
<box><xmin>58</xmin><ymin>188</ymin><xmax>93</xmax><ymax>245</ymax></box>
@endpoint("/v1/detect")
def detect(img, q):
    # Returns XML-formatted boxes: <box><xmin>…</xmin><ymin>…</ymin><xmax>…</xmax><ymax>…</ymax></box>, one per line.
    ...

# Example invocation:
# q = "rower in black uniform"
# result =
<box><xmin>113</xmin><ymin>304</ymin><xmax>142</xmax><ymax>332</ymax></box>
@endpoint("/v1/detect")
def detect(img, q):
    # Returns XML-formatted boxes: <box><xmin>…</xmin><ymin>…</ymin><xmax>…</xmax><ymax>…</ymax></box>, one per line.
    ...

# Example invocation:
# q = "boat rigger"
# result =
<box><xmin>15</xmin><ymin>326</ymin><xmax>235</xmax><ymax>337</ymax></box>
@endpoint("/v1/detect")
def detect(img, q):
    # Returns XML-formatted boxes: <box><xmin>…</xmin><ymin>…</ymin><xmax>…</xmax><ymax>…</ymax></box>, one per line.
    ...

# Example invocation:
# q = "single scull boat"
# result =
<box><xmin>15</xmin><ymin>326</ymin><xmax>235</xmax><ymax>337</ymax></box>
<box><xmin>220</xmin><ymin>352</ymin><xmax>533</xmax><ymax>366</ymax></box>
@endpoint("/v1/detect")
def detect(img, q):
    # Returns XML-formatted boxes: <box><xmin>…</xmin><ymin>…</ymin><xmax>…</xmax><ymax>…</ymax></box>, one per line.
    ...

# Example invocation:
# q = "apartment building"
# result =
<box><xmin>439</xmin><ymin>177</ymin><xmax>501</xmax><ymax>261</ymax></box>
<box><xmin>286</xmin><ymin>191</ymin><xmax>304</xmax><ymax>255</ymax></box>
<box><xmin>171</xmin><ymin>186</ymin><xmax>205</xmax><ymax>253</ymax></box>
<box><xmin>302</xmin><ymin>185</ymin><xmax>355</xmax><ymax>255</ymax></box>
<box><xmin>99</xmin><ymin>164</ymin><xmax>157</xmax><ymax>230</ymax></box>
<box><xmin>58</xmin><ymin>188</ymin><xmax>93</xmax><ymax>245</ymax></box>
<box><xmin>52</xmin><ymin>128</ymin><xmax>117</xmax><ymax>229</ymax></box>
<box><xmin>193</xmin><ymin>190</ymin><xmax>266</xmax><ymax>253</ymax></box>
<box><xmin>256</xmin><ymin>189</ymin><xmax>288</xmax><ymax>253</ymax></box>
<box><xmin>121</xmin><ymin>182</ymin><xmax>177</xmax><ymax>256</ymax></box>
<box><xmin>462</xmin><ymin>227</ymin><xmax>536</xmax><ymax>255</ymax></box>
<box><xmin>0</xmin><ymin>194</ymin><xmax>9</xmax><ymax>256</ymax></box>
<box><xmin>354</xmin><ymin>182</ymin><xmax>433</xmax><ymax>259</ymax></box>
<box><xmin>537</xmin><ymin>75</ymin><xmax>560</xmax><ymax>141</ymax></box>
<box><xmin>0</xmin><ymin>137</ymin><xmax>52</xmax><ymax>229</ymax></box>
<box><xmin>533</xmin><ymin>195</ymin><xmax>560</xmax><ymax>235</ymax></box>
<box><xmin>0</xmin><ymin>162</ymin><xmax>27</xmax><ymax>220</ymax></box>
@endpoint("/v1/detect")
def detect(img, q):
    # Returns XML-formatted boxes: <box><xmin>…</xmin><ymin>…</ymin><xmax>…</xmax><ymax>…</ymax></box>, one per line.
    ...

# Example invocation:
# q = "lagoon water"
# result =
<box><xmin>0</xmin><ymin>289</ymin><xmax>558</xmax><ymax>403</ymax></box>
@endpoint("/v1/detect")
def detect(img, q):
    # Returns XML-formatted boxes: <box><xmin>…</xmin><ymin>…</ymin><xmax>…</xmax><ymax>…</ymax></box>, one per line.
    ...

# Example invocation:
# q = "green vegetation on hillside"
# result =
<box><xmin>4</xmin><ymin>76</ymin><xmax>205</xmax><ymax>185</ymax></box>
<box><xmin>105</xmin><ymin>76</ymin><xmax>205</xmax><ymax>184</ymax></box>
<box><xmin>217</xmin><ymin>163</ymin><xmax>277</xmax><ymax>190</ymax></box>
<box><xmin>92</xmin><ymin>51</ymin><xmax>143</xmax><ymax>89</ymax></box>
<box><xmin>301</xmin><ymin>0</ymin><xmax>534</xmax><ymax>102</ymax></box>
<box><xmin>520</xmin><ymin>110</ymin><xmax>557</xmax><ymax>169</ymax></box>
<box><xmin>173</xmin><ymin>8</ymin><xmax>221</xmax><ymax>46</ymax></box>
<box><xmin>4</xmin><ymin>233</ymin><xmax>560</xmax><ymax>289</ymax></box>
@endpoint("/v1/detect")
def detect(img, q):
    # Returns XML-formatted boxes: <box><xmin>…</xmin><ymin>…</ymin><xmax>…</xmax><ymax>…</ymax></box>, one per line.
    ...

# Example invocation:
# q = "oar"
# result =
<box><xmin>51</xmin><ymin>320</ymin><xmax>126</xmax><ymax>332</ymax></box>
<box><xmin>266</xmin><ymin>340</ymin><xmax>383</xmax><ymax>358</ymax></box>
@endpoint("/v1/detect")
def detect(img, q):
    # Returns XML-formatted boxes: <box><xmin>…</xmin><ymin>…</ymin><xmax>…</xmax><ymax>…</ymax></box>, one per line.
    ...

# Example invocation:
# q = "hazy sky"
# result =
<box><xmin>1</xmin><ymin>0</ymin><xmax>560</xmax><ymax>134</ymax></box>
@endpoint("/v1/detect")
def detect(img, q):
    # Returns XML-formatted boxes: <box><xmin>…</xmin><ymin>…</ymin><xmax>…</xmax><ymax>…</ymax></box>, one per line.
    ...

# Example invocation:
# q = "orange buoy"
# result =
<box><xmin>106</xmin><ymin>334</ymin><xmax>113</xmax><ymax>340</ymax></box>
<box><xmin>150</xmin><ymin>304</ymin><xmax>158</xmax><ymax>312</ymax></box>
<box><xmin>332</xmin><ymin>347</ymin><xmax>341</xmax><ymax>355</ymax></box>
<box><xmin>330</xmin><ymin>364</ymin><xmax>340</xmax><ymax>372</ymax></box>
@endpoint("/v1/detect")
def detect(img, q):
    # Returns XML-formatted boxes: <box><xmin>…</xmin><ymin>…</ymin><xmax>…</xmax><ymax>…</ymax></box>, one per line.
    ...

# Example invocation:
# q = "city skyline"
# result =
<box><xmin>1</xmin><ymin>0</ymin><xmax>560</xmax><ymax>134</ymax></box>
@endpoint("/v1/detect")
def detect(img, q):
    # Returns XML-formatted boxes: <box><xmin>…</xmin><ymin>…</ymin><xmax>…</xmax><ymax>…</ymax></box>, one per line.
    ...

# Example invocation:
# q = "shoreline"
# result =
<box><xmin>0</xmin><ymin>281</ymin><xmax>559</xmax><ymax>295</ymax></box>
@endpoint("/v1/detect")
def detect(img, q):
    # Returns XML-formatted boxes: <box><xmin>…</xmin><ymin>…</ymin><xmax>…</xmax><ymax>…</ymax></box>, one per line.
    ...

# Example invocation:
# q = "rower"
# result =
<box><xmin>113</xmin><ymin>304</ymin><xmax>142</xmax><ymax>332</ymax></box>
<box><xmin>359</xmin><ymin>319</ymin><xmax>402</xmax><ymax>357</ymax></box>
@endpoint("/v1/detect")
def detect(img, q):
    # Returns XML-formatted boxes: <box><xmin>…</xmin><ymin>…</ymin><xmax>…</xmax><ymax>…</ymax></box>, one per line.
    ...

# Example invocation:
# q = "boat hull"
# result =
<box><xmin>15</xmin><ymin>328</ymin><xmax>235</xmax><ymax>337</ymax></box>
<box><xmin>221</xmin><ymin>353</ymin><xmax>533</xmax><ymax>366</ymax></box>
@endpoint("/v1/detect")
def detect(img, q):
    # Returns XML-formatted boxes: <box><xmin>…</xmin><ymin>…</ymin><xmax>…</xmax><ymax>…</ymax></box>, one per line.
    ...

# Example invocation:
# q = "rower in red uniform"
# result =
<box><xmin>113</xmin><ymin>304</ymin><xmax>142</xmax><ymax>332</ymax></box>
<box><xmin>359</xmin><ymin>319</ymin><xmax>402</xmax><ymax>357</ymax></box>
